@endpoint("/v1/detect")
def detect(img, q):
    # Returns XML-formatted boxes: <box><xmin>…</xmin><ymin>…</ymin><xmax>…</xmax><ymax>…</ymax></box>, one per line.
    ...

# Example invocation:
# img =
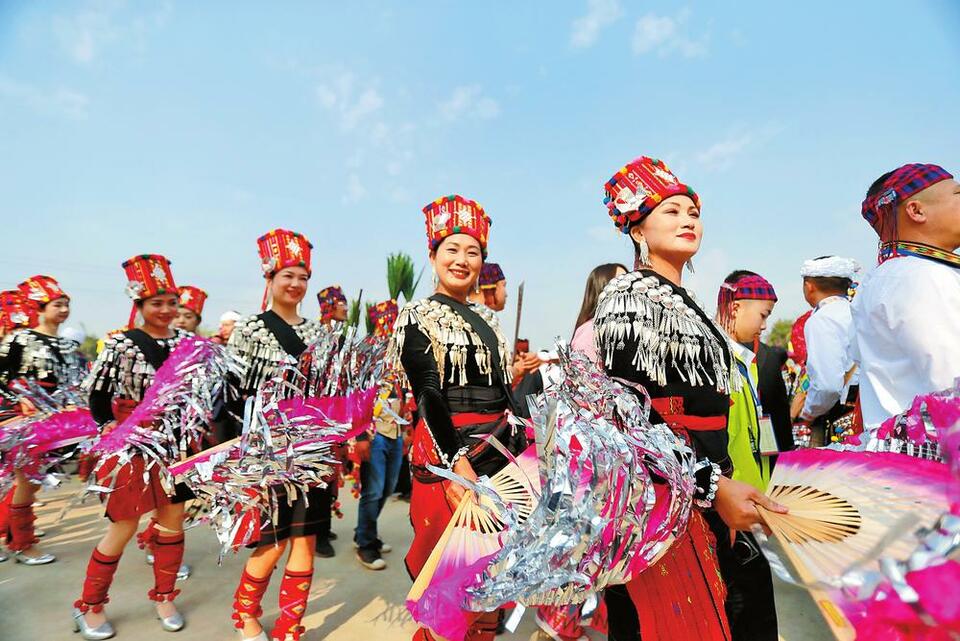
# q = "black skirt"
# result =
<box><xmin>249</xmin><ymin>485</ymin><xmax>327</xmax><ymax>547</ymax></box>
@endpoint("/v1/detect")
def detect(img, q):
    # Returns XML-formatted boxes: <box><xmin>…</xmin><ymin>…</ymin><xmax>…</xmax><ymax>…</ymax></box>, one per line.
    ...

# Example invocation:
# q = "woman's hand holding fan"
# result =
<box><xmin>714</xmin><ymin>475</ymin><xmax>788</xmax><ymax>535</ymax></box>
<box><xmin>446</xmin><ymin>457</ymin><xmax>480</xmax><ymax>507</ymax></box>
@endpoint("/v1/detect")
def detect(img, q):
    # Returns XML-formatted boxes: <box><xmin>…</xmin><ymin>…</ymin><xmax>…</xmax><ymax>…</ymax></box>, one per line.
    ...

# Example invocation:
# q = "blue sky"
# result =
<box><xmin>1</xmin><ymin>1</ymin><xmax>958</xmax><ymax>346</ymax></box>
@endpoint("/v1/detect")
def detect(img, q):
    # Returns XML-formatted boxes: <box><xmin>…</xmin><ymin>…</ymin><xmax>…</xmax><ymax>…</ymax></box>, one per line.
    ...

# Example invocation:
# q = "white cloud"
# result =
<box><xmin>315</xmin><ymin>71</ymin><xmax>384</xmax><ymax>132</ymax></box>
<box><xmin>631</xmin><ymin>10</ymin><xmax>708</xmax><ymax>58</ymax></box>
<box><xmin>342</xmin><ymin>173</ymin><xmax>366</xmax><ymax>204</ymax></box>
<box><xmin>694</xmin><ymin>123</ymin><xmax>781</xmax><ymax>171</ymax></box>
<box><xmin>52</xmin><ymin>0</ymin><xmax>172</xmax><ymax>65</ymax></box>
<box><xmin>695</xmin><ymin>134</ymin><xmax>753</xmax><ymax>170</ymax></box>
<box><xmin>438</xmin><ymin>85</ymin><xmax>501</xmax><ymax>122</ymax></box>
<box><xmin>0</xmin><ymin>76</ymin><xmax>89</xmax><ymax>119</ymax></box>
<box><xmin>570</xmin><ymin>0</ymin><xmax>623</xmax><ymax>48</ymax></box>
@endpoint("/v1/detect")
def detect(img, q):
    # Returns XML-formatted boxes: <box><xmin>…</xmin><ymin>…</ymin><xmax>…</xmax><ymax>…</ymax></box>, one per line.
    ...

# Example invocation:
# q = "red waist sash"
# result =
<box><xmin>651</xmin><ymin>397</ymin><xmax>726</xmax><ymax>432</ymax></box>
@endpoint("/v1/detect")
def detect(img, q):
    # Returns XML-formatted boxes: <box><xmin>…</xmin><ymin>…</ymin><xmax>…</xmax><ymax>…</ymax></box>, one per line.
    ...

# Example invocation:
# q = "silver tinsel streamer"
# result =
<box><xmin>432</xmin><ymin>344</ymin><xmax>698</xmax><ymax>612</ymax></box>
<box><xmin>76</xmin><ymin>337</ymin><xmax>242</xmax><ymax>507</ymax></box>
<box><xmin>175</xmin><ymin>327</ymin><xmax>389</xmax><ymax>560</ymax></box>
<box><xmin>0</xmin><ymin>376</ymin><xmax>94</xmax><ymax>495</ymax></box>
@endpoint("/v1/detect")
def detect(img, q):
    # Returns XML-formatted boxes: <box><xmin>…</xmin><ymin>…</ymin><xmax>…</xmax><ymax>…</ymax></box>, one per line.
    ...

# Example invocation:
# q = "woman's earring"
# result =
<box><xmin>637</xmin><ymin>236</ymin><xmax>652</xmax><ymax>268</ymax></box>
<box><xmin>686</xmin><ymin>258</ymin><xmax>695</xmax><ymax>274</ymax></box>
<box><xmin>474</xmin><ymin>278</ymin><xmax>481</xmax><ymax>294</ymax></box>
<box><xmin>432</xmin><ymin>268</ymin><xmax>439</xmax><ymax>288</ymax></box>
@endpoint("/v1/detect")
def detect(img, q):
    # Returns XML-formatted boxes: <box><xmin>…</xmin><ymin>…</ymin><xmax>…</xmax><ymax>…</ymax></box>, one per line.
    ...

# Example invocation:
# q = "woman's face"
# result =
<box><xmin>430</xmin><ymin>234</ymin><xmax>483</xmax><ymax>297</ymax></box>
<box><xmin>269</xmin><ymin>266</ymin><xmax>310</xmax><ymax>307</ymax></box>
<box><xmin>173</xmin><ymin>307</ymin><xmax>200</xmax><ymax>332</ymax></box>
<box><xmin>631</xmin><ymin>195</ymin><xmax>702</xmax><ymax>263</ymax></box>
<box><xmin>42</xmin><ymin>297</ymin><xmax>70</xmax><ymax>325</ymax></box>
<box><xmin>332</xmin><ymin>300</ymin><xmax>349</xmax><ymax>322</ymax></box>
<box><xmin>141</xmin><ymin>293</ymin><xmax>179</xmax><ymax>329</ymax></box>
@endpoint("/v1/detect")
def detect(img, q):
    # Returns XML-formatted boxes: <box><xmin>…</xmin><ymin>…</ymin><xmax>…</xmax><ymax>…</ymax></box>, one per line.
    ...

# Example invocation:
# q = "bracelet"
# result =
<box><xmin>448</xmin><ymin>445</ymin><xmax>471</xmax><ymax>469</ymax></box>
<box><xmin>693</xmin><ymin>460</ymin><xmax>721</xmax><ymax>509</ymax></box>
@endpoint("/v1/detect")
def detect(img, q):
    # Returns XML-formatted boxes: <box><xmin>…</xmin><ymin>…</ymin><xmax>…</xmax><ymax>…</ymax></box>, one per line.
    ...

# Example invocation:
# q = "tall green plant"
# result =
<box><xmin>364</xmin><ymin>302</ymin><xmax>376</xmax><ymax>335</ymax></box>
<box><xmin>386</xmin><ymin>252</ymin><xmax>422</xmax><ymax>303</ymax></box>
<box><xmin>345</xmin><ymin>297</ymin><xmax>362</xmax><ymax>329</ymax></box>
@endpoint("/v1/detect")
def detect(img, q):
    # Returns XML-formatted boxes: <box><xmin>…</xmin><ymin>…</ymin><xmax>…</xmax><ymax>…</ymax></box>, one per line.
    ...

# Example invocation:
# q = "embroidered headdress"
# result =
<box><xmin>122</xmin><ymin>254</ymin><xmax>178</xmax><ymax>328</ymax></box>
<box><xmin>18</xmin><ymin>275</ymin><xmax>68</xmax><ymax>307</ymax></box>
<box><xmin>603</xmin><ymin>157</ymin><xmax>699</xmax><ymax>233</ymax></box>
<box><xmin>422</xmin><ymin>195</ymin><xmax>491</xmax><ymax>256</ymax></box>
<box><xmin>862</xmin><ymin>163</ymin><xmax>953</xmax><ymax>241</ymax></box>
<box><xmin>177</xmin><ymin>285</ymin><xmax>207</xmax><ymax>317</ymax></box>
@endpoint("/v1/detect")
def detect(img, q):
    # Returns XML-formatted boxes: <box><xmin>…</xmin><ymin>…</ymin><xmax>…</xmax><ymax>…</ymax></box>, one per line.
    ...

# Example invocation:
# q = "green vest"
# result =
<box><xmin>727</xmin><ymin>353</ymin><xmax>772</xmax><ymax>492</ymax></box>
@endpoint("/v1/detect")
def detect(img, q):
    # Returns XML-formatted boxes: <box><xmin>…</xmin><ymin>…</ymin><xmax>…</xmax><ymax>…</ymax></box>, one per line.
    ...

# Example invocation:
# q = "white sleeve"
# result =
<box><xmin>801</xmin><ymin>312</ymin><xmax>847</xmax><ymax>419</ymax></box>
<box><xmin>884</xmin><ymin>270</ymin><xmax>960</xmax><ymax>393</ymax></box>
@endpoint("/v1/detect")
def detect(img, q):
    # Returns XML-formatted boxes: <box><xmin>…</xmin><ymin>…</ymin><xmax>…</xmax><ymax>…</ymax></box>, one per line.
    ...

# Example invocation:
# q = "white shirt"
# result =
<box><xmin>801</xmin><ymin>296</ymin><xmax>856</xmax><ymax>421</ymax></box>
<box><xmin>850</xmin><ymin>255</ymin><xmax>960</xmax><ymax>430</ymax></box>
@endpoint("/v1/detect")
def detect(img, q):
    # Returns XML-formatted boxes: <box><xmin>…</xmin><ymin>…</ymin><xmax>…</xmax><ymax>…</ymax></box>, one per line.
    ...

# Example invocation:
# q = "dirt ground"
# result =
<box><xmin>0</xmin><ymin>479</ymin><xmax>833</xmax><ymax>640</ymax></box>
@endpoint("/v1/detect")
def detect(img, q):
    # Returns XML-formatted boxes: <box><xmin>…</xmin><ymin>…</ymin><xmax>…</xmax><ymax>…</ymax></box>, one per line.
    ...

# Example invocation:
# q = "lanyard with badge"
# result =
<box><xmin>736</xmin><ymin>360</ymin><xmax>780</xmax><ymax>458</ymax></box>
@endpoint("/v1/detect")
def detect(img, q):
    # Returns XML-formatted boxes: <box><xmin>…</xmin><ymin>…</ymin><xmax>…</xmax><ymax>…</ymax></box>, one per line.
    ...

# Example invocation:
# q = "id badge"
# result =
<box><xmin>758</xmin><ymin>415</ymin><xmax>780</xmax><ymax>456</ymax></box>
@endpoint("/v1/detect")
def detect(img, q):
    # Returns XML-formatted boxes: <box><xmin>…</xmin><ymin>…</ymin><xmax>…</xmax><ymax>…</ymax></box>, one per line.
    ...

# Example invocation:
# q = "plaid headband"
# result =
<box><xmin>861</xmin><ymin>163</ymin><xmax>953</xmax><ymax>238</ymax></box>
<box><xmin>717</xmin><ymin>273</ymin><xmax>777</xmax><ymax>332</ymax></box>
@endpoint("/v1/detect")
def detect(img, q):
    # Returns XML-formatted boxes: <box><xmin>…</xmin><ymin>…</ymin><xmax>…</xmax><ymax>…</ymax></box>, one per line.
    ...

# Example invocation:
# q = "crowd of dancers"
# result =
<box><xmin>0</xmin><ymin>156</ymin><xmax>958</xmax><ymax>641</ymax></box>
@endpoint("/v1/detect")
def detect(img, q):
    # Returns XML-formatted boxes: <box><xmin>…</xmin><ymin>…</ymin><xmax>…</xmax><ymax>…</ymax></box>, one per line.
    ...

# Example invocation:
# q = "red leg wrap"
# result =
<box><xmin>413</xmin><ymin>628</ymin><xmax>439</xmax><ymax>641</ymax></box>
<box><xmin>232</xmin><ymin>569</ymin><xmax>271</xmax><ymax>629</ymax></box>
<box><xmin>76</xmin><ymin>548</ymin><xmax>121</xmax><ymax>613</ymax></box>
<box><xmin>137</xmin><ymin>518</ymin><xmax>159</xmax><ymax>552</ymax></box>
<box><xmin>148</xmin><ymin>532</ymin><xmax>184</xmax><ymax>602</ymax></box>
<box><xmin>0</xmin><ymin>489</ymin><xmax>13</xmax><ymax>543</ymax></box>
<box><xmin>270</xmin><ymin>568</ymin><xmax>313</xmax><ymax>641</ymax></box>
<box><xmin>7</xmin><ymin>502</ymin><xmax>37</xmax><ymax>552</ymax></box>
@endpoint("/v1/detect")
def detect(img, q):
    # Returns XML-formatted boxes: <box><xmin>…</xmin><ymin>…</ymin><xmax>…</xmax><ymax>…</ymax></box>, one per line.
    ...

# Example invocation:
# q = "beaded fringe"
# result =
<box><xmin>594</xmin><ymin>272</ymin><xmax>737</xmax><ymax>395</ymax></box>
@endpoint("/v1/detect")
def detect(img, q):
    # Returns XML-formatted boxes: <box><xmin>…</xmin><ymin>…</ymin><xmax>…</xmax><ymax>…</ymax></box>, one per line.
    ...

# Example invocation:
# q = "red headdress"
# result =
<box><xmin>0</xmin><ymin>290</ymin><xmax>38</xmax><ymax>332</ymax></box>
<box><xmin>257</xmin><ymin>229</ymin><xmax>313</xmax><ymax>310</ymax></box>
<box><xmin>861</xmin><ymin>163</ymin><xmax>953</xmax><ymax>244</ymax></box>
<box><xmin>603</xmin><ymin>157</ymin><xmax>700</xmax><ymax>233</ymax></box>
<box><xmin>317</xmin><ymin>285</ymin><xmax>347</xmax><ymax>321</ymax></box>
<box><xmin>422</xmin><ymin>195</ymin><xmax>491</xmax><ymax>257</ymax></box>
<box><xmin>177</xmin><ymin>285</ymin><xmax>207</xmax><ymax>317</ymax></box>
<box><xmin>368</xmin><ymin>299</ymin><xmax>399</xmax><ymax>339</ymax></box>
<box><xmin>18</xmin><ymin>275</ymin><xmax>68</xmax><ymax>307</ymax></box>
<box><xmin>716</xmin><ymin>273</ymin><xmax>778</xmax><ymax>333</ymax></box>
<box><xmin>122</xmin><ymin>254</ymin><xmax>178</xmax><ymax>329</ymax></box>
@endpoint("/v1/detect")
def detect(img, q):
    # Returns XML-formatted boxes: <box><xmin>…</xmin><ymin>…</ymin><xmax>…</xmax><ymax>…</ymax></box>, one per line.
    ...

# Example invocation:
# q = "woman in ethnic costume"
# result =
<box><xmin>228</xmin><ymin>229</ymin><xmax>326</xmax><ymax>641</ymax></box>
<box><xmin>594</xmin><ymin>157</ymin><xmax>786</xmax><ymax>641</ymax></box>
<box><xmin>73</xmin><ymin>255</ymin><xmax>191</xmax><ymax>639</ymax></box>
<box><xmin>388</xmin><ymin>194</ymin><xmax>525</xmax><ymax>641</ymax></box>
<box><xmin>0</xmin><ymin>275</ymin><xmax>80</xmax><ymax>566</ymax></box>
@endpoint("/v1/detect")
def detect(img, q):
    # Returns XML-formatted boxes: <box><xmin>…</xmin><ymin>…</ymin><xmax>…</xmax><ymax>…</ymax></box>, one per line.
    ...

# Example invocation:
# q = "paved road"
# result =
<box><xmin>0</xmin><ymin>480</ymin><xmax>834</xmax><ymax>640</ymax></box>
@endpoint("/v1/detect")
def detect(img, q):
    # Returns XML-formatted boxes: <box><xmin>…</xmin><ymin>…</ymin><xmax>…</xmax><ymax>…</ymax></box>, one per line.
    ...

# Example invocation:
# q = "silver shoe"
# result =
<box><xmin>146</xmin><ymin>552</ymin><xmax>154</xmax><ymax>565</ymax></box>
<box><xmin>35</xmin><ymin>527</ymin><xmax>46</xmax><ymax>537</ymax></box>
<box><xmin>0</xmin><ymin>550</ymin><xmax>8</xmax><ymax>562</ymax></box>
<box><xmin>72</xmin><ymin>608</ymin><xmax>115</xmax><ymax>640</ymax></box>
<box><xmin>177</xmin><ymin>563</ymin><xmax>191</xmax><ymax>580</ymax></box>
<box><xmin>15</xmin><ymin>550</ymin><xmax>56</xmax><ymax>565</ymax></box>
<box><xmin>157</xmin><ymin>609</ymin><xmax>185</xmax><ymax>632</ymax></box>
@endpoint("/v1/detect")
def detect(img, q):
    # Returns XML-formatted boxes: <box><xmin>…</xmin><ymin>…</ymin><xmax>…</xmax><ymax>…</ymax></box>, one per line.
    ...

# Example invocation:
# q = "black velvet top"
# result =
<box><xmin>594</xmin><ymin>269</ymin><xmax>735</xmax><ymax>474</ymax></box>
<box><xmin>0</xmin><ymin>329</ymin><xmax>82</xmax><ymax>390</ymax></box>
<box><xmin>85</xmin><ymin>329</ymin><xmax>185</xmax><ymax>426</ymax></box>
<box><xmin>391</xmin><ymin>293</ymin><xmax>513</xmax><ymax>467</ymax></box>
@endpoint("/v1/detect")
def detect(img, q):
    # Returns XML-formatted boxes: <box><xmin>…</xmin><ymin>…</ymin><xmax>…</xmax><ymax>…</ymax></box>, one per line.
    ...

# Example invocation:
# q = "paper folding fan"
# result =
<box><xmin>757</xmin><ymin>448</ymin><xmax>950</xmax><ymax>641</ymax></box>
<box><xmin>407</xmin><ymin>444</ymin><xmax>540</xmax><ymax>640</ymax></box>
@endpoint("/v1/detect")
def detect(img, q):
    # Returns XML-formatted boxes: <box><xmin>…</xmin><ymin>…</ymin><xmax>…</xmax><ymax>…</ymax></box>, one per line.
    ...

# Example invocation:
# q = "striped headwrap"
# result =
<box><xmin>861</xmin><ymin>163</ymin><xmax>953</xmax><ymax>241</ymax></box>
